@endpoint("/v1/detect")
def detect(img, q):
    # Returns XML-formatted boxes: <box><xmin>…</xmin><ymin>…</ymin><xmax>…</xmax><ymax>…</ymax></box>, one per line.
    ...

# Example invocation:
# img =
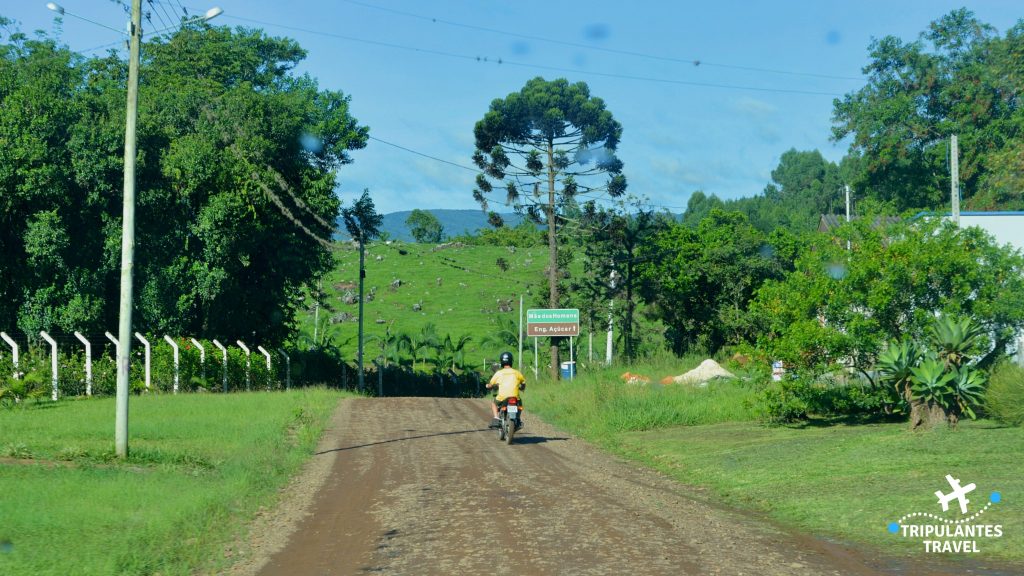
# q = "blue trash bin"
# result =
<box><xmin>560</xmin><ymin>361</ymin><xmax>576</xmax><ymax>379</ymax></box>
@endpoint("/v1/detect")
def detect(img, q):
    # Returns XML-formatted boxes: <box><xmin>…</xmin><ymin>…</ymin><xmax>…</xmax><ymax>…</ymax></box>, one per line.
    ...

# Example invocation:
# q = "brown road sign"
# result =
<box><xmin>526</xmin><ymin>322</ymin><xmax>579</xmax><ymax>337</ymax></box>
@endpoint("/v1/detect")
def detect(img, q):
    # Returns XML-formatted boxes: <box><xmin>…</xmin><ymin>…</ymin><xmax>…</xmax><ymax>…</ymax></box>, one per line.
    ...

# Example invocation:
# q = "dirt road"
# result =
<box><xmin>233</xmin><ymin>398</ymin><xmax>935</xmax><ymax>576</ymax></box>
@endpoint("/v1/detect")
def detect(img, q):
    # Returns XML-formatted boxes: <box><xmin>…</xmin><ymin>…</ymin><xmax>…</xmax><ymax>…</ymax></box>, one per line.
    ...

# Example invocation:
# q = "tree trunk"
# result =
<box><xmin>546</xmin><ymin>138</ymin><xmax>560</xmax><ymax>380</ymax></box>
<box><xmin>908</xmin><ymin>399</ymin><xmax>947</xmax><ymax>430</ymax></box>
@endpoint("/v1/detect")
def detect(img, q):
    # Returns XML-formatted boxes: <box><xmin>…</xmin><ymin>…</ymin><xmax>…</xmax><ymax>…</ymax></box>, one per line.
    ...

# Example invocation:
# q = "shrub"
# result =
<box><xmin>986</xmin><ymin>362</ymin><xmax>1024</xmax><ymax>426</ymax></box>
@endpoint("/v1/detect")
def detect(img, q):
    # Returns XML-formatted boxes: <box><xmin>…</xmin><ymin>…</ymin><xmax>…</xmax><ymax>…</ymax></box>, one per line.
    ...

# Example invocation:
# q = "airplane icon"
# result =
<box><xmin>935</xmin><ymin>474</ymin><xmax>976</xmax><ymax>514</ymax></box>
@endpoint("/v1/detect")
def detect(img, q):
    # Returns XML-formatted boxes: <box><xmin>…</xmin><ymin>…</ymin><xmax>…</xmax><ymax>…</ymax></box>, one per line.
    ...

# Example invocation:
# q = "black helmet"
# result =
<box><xmin>499</xmin><ymin>351</ymin><xmax>513</xmax><ymax>367</ymax></box>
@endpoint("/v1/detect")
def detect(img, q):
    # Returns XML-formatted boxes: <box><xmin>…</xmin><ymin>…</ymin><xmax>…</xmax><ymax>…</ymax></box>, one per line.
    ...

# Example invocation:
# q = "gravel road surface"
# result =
<box><xmin>226</xmin><ymin>397</ymin><xmax>973</xmax><ymax>576</ymax></box>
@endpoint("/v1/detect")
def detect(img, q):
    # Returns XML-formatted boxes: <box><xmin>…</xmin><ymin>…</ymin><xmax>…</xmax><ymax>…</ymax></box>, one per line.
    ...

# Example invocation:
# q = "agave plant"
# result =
<box><xmin>909</xmin><ymin>356</ymin><xmax>954</xmax><ymax>408</ymax></box>
<box><xmin>949</xmin><ymin>366</ymin><xmax>986</xmax><ymax>420</ymax></box>
<box><xmin>878</xmin><ymin>339</ymin><xmax>920</xmax><ymax>397</ymax></box>
<box><xmin>929</xmin><ymin>316</ymin><xmax>985</xmax><ymax>370</ymax></box>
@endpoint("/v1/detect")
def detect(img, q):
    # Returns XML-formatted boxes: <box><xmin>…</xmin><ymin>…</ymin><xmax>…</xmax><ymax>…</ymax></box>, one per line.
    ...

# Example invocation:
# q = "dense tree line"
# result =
<box><xmin>0</xmin><ymin>20</ymin><xmax>367</xmax><ymax>344</ymax></box>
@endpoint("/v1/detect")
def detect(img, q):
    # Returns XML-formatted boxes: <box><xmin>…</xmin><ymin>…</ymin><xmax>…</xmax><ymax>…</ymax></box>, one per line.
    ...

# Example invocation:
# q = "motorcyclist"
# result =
<box><xmin>485</xmin><ymin>351</ymin><xmax>526</xmax><ymax>429</ymax></box>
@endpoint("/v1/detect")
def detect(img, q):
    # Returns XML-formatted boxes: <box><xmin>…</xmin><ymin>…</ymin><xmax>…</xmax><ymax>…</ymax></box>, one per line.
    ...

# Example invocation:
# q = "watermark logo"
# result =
<box><xmin>888</xmin><ymin>474</ymin><xmax>1003</xmax><ymax>554</ymax></box>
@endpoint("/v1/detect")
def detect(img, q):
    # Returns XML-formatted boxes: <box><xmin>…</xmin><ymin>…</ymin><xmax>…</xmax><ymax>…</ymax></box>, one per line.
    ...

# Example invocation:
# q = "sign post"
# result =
<box><xmin>527</xmin><ymin>309</ymin><xmax>580</xmax><ymax>379</ymax></box>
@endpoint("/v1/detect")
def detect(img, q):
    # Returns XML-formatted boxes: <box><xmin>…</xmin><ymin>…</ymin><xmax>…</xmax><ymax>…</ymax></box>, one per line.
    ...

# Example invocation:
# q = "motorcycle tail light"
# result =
<box><xmin>507</xmin><ymin>397</ymin><xmax>517</xmax><ymax>405</ymax></box>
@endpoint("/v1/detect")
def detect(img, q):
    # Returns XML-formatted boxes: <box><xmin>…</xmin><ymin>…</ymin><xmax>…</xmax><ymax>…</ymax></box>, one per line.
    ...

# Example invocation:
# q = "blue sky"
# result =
<box><xmin>5</xmin><ymin>1</ymin><xmax>1023</xmax><ymax>214</ymax></box>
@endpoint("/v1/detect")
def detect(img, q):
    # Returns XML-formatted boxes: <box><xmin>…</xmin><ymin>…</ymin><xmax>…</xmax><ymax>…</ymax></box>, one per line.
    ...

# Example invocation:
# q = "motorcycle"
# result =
<box><xmin>497</xmin><ymin>396</ymin><xmax>522</xmax><ymax>444</ymax></box>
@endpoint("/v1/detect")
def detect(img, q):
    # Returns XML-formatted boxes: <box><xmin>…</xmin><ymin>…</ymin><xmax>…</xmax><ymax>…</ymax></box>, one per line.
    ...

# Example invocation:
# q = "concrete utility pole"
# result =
<box><xmin>845</xmin><ymin>184</ymin><xmax>852</xmax><ymax>251</ymax></box>
<box><xmin>114</xmin><ymin>0</ymin><xmax>142</xmax><ymax>458</ymax></box>
<box><xmin>606</xmin><ymin>270</ymin><xmax>616</xmax><ymax>365</ymax></box>
<box><xmin>951</xmin><ymin>135</ymin><xmax>960</xmax><ymax>226</ymax></box>
<box><xmin>518</xmin><ymin>294</ymin><xmax>523</xmax><ymax>372</ymax></box>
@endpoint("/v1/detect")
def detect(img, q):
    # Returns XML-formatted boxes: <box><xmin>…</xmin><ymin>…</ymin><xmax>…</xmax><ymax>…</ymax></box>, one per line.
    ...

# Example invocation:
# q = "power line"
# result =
<box><xmin>339</xmin><ymin>0</ymin><xmax>862</xmax><ymax>82</ymax></box>
<box><xmin>368</xmin><ymin>135</ymin><xmax>478</xmax><ymax>172</ymax></box>
<box><xmin>219</xmin><ymin>14</ymin><xmax>843</xmax><ymax>97</ymax></box>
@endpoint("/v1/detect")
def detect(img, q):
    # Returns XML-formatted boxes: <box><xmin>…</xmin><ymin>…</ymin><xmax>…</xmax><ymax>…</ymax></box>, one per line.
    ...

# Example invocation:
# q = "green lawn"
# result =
<box><xmin>528</xmin><ymin>364</ymin><xmax>1024</xmax><ymax>565</ymax></box>
<box><xmin>621</xmin><ymin>420</ymin><xmax>1023</xmax><ymax>562</ymax></box>
<box><xmin>0</xmin><ymin>389</ymin><xmax>349</xmax><ymax>576</ymax></box>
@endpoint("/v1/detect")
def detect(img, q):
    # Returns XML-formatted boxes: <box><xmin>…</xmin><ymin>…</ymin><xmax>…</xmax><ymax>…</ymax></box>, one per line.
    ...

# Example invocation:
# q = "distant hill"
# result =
<box><xmin>336</xmin><ymin>209</ymin><xmax>525</xmax><ymax>242</ymax></box>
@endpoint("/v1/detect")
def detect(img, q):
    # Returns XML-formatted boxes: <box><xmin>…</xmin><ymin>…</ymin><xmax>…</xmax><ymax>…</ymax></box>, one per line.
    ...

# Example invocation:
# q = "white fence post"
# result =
<box><xmin>163</xmin><ymin>335</ymin><xmax>179</xmax><ymax>394</ymax></box>
<box><xmin>104</xmin><ymin>330</ymin><xmax>120</xmax><ymax>352</ymax></box>
<box><xmin>277</xmin><ymin>349</ymin><xmax>290</xmax><ymax>390</ymax></box>
<box><xmin>256</xmin><ymin>346</ymin><xmax>272</xmax><ymax>389</ymax></box>
<box><xmin>39</xmin><ymin>331</ymin><xmax>59</xmax><ymax>401</ymax></box>
<box><xmin>134</xmin><ymin>332</ymin><xmax>151</xmax><ymax>390</ymax></box>
<box><xmin>236</xmin><ymin>340</ymin><xmax>251</xmax><ymax>391</ymax></box>
<box><xmin>189</xmin><ymin>338</ymin><xmax>205</xmax><ymax>382</ymax></box>
<box><xmin>74</xmin><ymin>332</ymin><xmax>92</xmax><ymax>396</ymax></box>
<box><xmin>1</xmin><ymin>331</ymin><xmax>19</xmax><ymax>378</ymax></box>
<box><xmin>212</xmin><ymin>339</ymin><xmax>227</xmax><ymax>393</ymax></box>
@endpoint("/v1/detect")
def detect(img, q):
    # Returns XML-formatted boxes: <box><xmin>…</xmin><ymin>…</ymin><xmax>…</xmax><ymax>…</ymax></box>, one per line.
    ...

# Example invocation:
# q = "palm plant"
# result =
<box><xmin>480</xmin><ymin>315</ymin><xmax>520</xmax><ymax>350</ymax></box>
<box><xmin>437</xmin><ymin>334</ymin><xmax>473</xmax><ymax>372</ymax></box>
<box><xmin>401</xmin><ymin>323</ymin><xmax>441</xmax><ymax>371</ymax></box>
<box><xmin>367</xmin><ymin>323</ymin><xmax>403</xmax><ymax>368</ymax></box>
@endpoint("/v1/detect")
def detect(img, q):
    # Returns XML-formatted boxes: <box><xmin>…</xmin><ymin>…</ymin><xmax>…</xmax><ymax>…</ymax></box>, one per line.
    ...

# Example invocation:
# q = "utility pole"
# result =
<box><xmin>518</xmin><ymin>294</ymin><xmax>523</xmax><ymax>371</ymax></box>
<box><xmin>844</xmin><ymin>184</ymin><xmax>851</xmax><ymax>251</ymax></box>
<box><xmin>606</xmin><ymin>270</ymin><xmax>616</xmax><ymax>365</ymax></box>
<box><xmin>951</xmin><ymin>135</ymin><xmax>960</xmax><ymax>226</ymax></box>
<box><xmin>357</xmin><ymin>237</ymin><xmax>366</xmax><ymax>391</ymax></box>
<box><xmin>115</xmin><ymin>0</ymin><xmax>142</xmax><ymax>458</ymax></box>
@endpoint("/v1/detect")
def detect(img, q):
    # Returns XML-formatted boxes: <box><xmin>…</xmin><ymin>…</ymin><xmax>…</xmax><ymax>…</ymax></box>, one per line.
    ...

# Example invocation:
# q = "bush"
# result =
<box><xmin>756</xmin><ymin>378</ymin><xmax>810</xmax><ymax>423</ymax></box>
<box><xmin>754</xmin><ymin>374</ymin><xmax>896</xmax><ymax>424</ymax></box>
<box><xmin>987</xmin><ymin>362</ymin><xmax>1024</xmax><ymax>426</ymax></box>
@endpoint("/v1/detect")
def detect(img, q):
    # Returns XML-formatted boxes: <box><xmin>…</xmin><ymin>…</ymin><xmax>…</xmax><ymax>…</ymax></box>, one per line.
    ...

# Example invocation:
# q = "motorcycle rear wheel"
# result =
<box><xmin>505</xmin><ymin>416</ymin><xmax>516</xmax><ymax>444</ymax></box>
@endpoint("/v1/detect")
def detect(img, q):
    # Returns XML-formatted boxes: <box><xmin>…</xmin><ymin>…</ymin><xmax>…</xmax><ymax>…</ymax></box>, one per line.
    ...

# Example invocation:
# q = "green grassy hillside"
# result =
<box><xmin>298</xmin><ymin>241</ymin><xmax>552</xmax><ymax>368</ymax></box>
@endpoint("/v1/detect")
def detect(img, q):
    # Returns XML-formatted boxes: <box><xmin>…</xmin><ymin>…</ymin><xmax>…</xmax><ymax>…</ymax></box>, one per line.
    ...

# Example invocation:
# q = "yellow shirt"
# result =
<box><xmin>489</xmin><ymin>367</ymin><xmax>526</xmax><ymax>401</ymax></box>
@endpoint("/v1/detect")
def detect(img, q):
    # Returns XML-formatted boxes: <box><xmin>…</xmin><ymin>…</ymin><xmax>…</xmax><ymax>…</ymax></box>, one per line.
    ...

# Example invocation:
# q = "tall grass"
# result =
<box><xmin>0</xmin><ymin>389</ymin><xmax>349</xmax><ymax>576</ymax></box>
<box><xmin>527</xmin><ymin>355</ymin><xmax>759</xmax><ymax>439</ymax></box>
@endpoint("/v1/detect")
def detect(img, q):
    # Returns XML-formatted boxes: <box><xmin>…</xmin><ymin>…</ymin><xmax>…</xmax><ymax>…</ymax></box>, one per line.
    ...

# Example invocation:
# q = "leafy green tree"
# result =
<box><xmin>0</xmin><ymin>22</ymin><xmax>368</xmax><ymax>345</ymax></box>
<box><xmin>405</xmin><ymin>209</ymin><xmax>444</xmax><ymax>243</ymax></box>
<box><xmin>639</xmin><ymin>209</ymin><xmax>793</xmax><ymax>355</ymax></box>
<box><xmin>571</xmin><ymin>198</ymin><xmax>666</xmax><ymax>361</ymax></box>
<box><xmin>752</xmin><ymin>217</ymin><xmax>1024</xmax><ymax>392</ymax></box>
<box><xmin>472</xmin><ymin>77</ymin><xmax>626</xmax><ymax>379</ymax></box>
<box><xmin>832</xmin><ymin>9</ymin><xmax>1024</xmax><ymax>211</ymax></box>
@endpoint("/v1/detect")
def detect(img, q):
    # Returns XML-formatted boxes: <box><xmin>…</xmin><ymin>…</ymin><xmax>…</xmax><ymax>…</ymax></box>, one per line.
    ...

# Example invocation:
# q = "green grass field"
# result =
<box><xmin>0</xmin><ymin>389</ymin><xmax>350</xmax><ymax>576</ymax></box>
<box><xmin>302</xmin><ymin>241</ymin><xmax>549</xmax><ymax>362</ymax></box>
<box><xmin>528</xmin><ymin>363</ymin><xmax>1024</xmax><ymax>565</ymax></box>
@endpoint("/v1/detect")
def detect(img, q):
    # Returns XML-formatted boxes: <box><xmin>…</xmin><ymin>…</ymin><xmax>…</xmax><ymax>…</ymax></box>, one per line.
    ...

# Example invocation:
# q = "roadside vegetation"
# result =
<box><xmin>0</xmin><ymin>388</ymin><xmax>349</xmax><ymax>576</ymax></box>
<box><xmin>527</xmin><ymin>362</ymin><xmax>1024</xmax><ymax>563</ymax></box>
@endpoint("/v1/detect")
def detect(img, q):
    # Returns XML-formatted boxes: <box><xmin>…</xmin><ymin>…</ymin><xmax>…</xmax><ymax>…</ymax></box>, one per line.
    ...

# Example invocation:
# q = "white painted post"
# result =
<box><xmin>277</xmin><ymin>349</ymin><xmax>291</xmax><ymax>390</ymax></box>
<box><xmin>257</xmin><ymin>345</ymin><xmax>272</xmax><ymax>389</ymax></box>
<box><xmin>1</xmin><ymin>332</ymin><xmax>19</xmax><ymax>377</ymax></box>
<box><xmin>212</xmin><ymin>339</ymin><xmax>228</xmax><ymax>393</ymax></box>
<box><xmin>236</xmin><ymin>340</ymin><xmax>251</xmax><ymax>391</ymax></box>
<box><xmin>569</xmin><ymin>335</ymin><xmax>574</xmax><ymax>380</ymax></box>
<box><xmin>39</xmin><ymin>331</ymin><xmax>59</xmax><ymax>401</ymax></box>
<box><xmin>533</xmin><ymin>337</ymin><xmax>539</xmax><ymax>379</ymax></box>
<box><xmin>74</xmin><ymin>332</ymin><xmax>93</xmax><ymax>396</ymax></box>
<box><xmin>163</xmin><ymin>335</ymin><xmax>179</xmax><ymax>394</ymax></box>
<box><xmin>134</xmin><ymin>332</ymin><xmax>151</xmax><ymax>390</ymax></box>
<box><xmin>105</xmin><ymin>331</ymin><xmax>120</xmax><ymax>356</ymax></box>
<box><xmin>189</xmin><ymin>338</ymin><xmax>205</xmax><ymax>382</ymax></box>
